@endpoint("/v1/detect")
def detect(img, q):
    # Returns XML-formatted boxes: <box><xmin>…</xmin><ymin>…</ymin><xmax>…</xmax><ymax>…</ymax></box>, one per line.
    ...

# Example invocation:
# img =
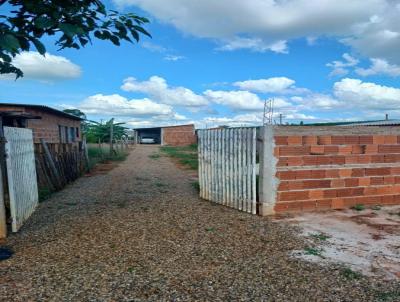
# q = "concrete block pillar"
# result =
<box><xmin>258</xmin><ymin>125</ymin><xmax>278</xmax><ymax>216</ymax></box>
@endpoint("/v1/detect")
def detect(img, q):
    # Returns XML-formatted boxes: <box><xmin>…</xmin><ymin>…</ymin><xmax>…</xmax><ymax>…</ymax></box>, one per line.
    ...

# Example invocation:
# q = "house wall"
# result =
<box><xmin>0</xmin><ymin>105</ymin><xmax>81</xmax><ymax>153</ymax></box>
<box><xmin>270</xmin><ymin>126</ymin><xmax>400</xmax><ymax>213</ymax></box>
<box><xmin>162</xmin><ymin>124</ymin><xmax>197</xmax><ymax>146</ymax></box>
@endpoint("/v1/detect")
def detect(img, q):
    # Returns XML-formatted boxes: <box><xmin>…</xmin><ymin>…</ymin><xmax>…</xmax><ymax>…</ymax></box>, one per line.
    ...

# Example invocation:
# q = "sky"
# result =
<box><xmin>2</xmin><ymin>0</ymin><xmax>400</xmax><ymax>128</ymax></box>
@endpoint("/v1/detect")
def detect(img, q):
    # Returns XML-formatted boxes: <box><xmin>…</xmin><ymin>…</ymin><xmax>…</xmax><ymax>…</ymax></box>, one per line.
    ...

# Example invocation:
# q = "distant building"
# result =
<box><xmin>134</xmin><ymin>124</ymin><xmax>197</xmax><ymax>146</ymax></box>
<box><xmin>0</xmin><ymin>103</ymin><xmax>83</xmax><ymax>153</ymax></box>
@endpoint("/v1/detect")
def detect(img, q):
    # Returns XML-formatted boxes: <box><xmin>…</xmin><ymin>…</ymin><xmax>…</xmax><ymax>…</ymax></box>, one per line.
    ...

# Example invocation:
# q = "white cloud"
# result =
<box><xmin>121</xmin><ymin>76</ymin><xmax>208</xmax><ymax>107</ymax></box>
<box><xmin>355</xmin><ymin>58</ymin><xmax>400</xmax><ymax>77</ymax></box>
<box><xmin>164</xmin><ymin>54</ymin><xmax>185</xmax><ymax>61</ymax></box>
<box><xmin>1</xmin><ymin>51</ymin><xmax>81</xmax><ymax>81</ymax></box>
<box><xmin>113</xmin><ymin>0</ymin><xmax>399</xmax><ymax>61</ymax></box>
<box><xmin>292</xmin><ymin>94</ymin><xmax>341</xmax><ymax>110</ymax></box>
<box><xmin>141</xmin><ymin>41</ymin><xmax>167</xmax><ymax>53</ymax></box>
<box><xmin>233</xmin><ymin>77</ymin><xmax>296</xmax><ymax>93</ymax></box>
<box><xmin>79</xmin><ymin>94</ymin><xmax>174</xmax><ymax>116</ymax></box>
<box><xmin>204</xmin><ymin>90</ymin><xmax>264</xmax><ymax>111</ymax></box>
<box><xmin>326</xmin><ymin>53</ymin><xmax>359</xmax><ymax>77</ymax></box>
<box><xmin>333</xmin><ymin>78</ymin><xmax>400</xmax><ymax>110</ymax></box>
<box><xmin>218</xmin><ymin>38</ymin><xmax>288</xmax><ymax>54</ymax></box>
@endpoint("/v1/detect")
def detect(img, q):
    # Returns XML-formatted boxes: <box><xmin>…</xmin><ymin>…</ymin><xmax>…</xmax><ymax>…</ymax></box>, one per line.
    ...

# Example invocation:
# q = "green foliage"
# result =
<box><xmin>38</xmin><ymin>187</ymin><xmax>52</xmax><ymax>202</ymax></box>
<box><xmin>1</xmin><ymin>0</ymin><xmax>150</xmax><ymax>78</ymax></box>
<box><xmin>85</xmin><ymin>118</ymin><xmax>127</xmax><ymax>143</ymax></box>
<box><xmin>87</xmin><ymin>145</ymin><xmax>128</xmax><ymax>169</ymax></box>
<box><xmin>160</xmin><ymin>145</ymin><xmax>198</xmax><ymax>170</ymax></box>
<box><xmin>148</xmin><ymin>153</ymin><xmax>160</xmax><ymax>159</ymax></box>
<box><xmin>191</xmin><ymin>181</ymin><xmax>200</xmax><ymax>192</ymax></box>
<box><xmin>304</xmin><ymin>247</ymin><xmax>323</xmax><ymax>257</ymax></box>
<box><xmin>351</xmin><ymin>204</ymin><xmax>365</xmax><ymax>211</ymax></box>
<box><xmin>310</xmin><ymin>233</ymin><xmax>330</xmax><ymax>241</ymax></box>
<box><xmin>341</xmin><ymin>267</ymin><xmax>362</xmax><ymax>280</ymax></box>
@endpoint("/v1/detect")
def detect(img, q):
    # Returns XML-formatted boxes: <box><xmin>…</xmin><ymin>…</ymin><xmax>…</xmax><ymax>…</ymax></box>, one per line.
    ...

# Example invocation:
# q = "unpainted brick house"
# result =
<box><xmin>135</xmin><ymin>124</ymin><xmax>197</xmax><ymax>146</ymax></box>
<box><xmin>0</xmin><ymin>103</ymin><xmax>83</xmax><ymax>153</ymax></box>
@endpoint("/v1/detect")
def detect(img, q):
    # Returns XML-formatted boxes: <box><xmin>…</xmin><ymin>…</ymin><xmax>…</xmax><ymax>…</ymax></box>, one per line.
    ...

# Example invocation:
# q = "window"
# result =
<box><xmin>69</xmin><ymin>127</ymin><xmax>75</xmax><ymax>142</ymax></box>
<box><xmin>59</xmin><ymin>125</ymin><xmax>67</xmax><ymax>143</ymax></box>
<box><xmin>76</xmin><ymin>127</ymin><xmax>79</xmax><ymax>138</ymax></box>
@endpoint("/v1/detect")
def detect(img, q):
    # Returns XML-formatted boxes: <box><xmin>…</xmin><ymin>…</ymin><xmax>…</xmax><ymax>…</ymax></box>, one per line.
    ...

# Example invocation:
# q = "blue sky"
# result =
<box><xmin>2</xmin><ymin>0</ymin><xmax>400</xmax><ymax>128</ymax></box>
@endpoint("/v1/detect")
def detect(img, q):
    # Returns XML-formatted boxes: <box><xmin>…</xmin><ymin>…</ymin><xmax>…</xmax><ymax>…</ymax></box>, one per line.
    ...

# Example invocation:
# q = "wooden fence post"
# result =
<box><xmin>258</xmin><ymin>125</ymin><xmax>278</xmax><ymax>216</ymax></box>
<box><xmin>40</xmin><ymin>139</ymin><xmax>63</xmax><ymax>190</ymax></box>
<box><xmin>109</xmin><ymin>118</ymin><xmax>114</xmax><ymax>155</ymax></box>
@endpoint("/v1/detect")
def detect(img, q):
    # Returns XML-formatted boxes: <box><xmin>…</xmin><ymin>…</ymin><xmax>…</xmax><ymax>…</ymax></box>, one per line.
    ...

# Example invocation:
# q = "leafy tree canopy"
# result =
<box><xmin>0</xmin><ymin>0</ymin><xmax>150</xmax><ymax>78</ymax></box>
<box><xmin>85</xmin><ymin>118</ymin><xmax>127</xmax><ymax>143</ymax></box>
<box><xmin>63</xmin><ymin>108</ymin><xmax>87</xmax><ymax>120</ymax></box>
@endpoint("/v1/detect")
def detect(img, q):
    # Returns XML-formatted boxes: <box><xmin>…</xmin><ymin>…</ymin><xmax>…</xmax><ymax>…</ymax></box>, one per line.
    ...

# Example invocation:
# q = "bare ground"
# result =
<box><xmin>1</xmin><ymin>145</ymin><xmax>400</xmax><ymax>301</ymax></box>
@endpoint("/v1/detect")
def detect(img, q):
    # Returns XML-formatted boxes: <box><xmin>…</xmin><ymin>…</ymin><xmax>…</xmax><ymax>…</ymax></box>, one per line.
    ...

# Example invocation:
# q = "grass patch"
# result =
<box><xmin>304</xmin><ymin>247</ymin><xmax>323</xmax><ymax>257</ymax></box>
<box><xmin>38</xmin><ymin>187</ymin><xmax>52</xmax><ymax>202</ymax></box>
<box><xmin>88</xmin><ymin>146</ymin><xmax>128</xmax><ymax>169</ymax></box>
<box><xmin>149</xmin><ymin>153</ymin><xmax>161</xmax><ymax>159</ymax></box>
<box><xmin>351</xmin><ymin>204</ymin><xmax>365</xmax><ymax>211</ymax></box>
<box><xmin>160</xmin><ymin>144</ymin><xmax>198</xmax><ymax>170</ymax></box>
<box><xmin>310</xmin><ymin>233</ymin><xmax>330</xmax><ymax>241</ymax></box>
<box><xmin>341</xmin><ymin>267</ymin><xmax>362</xmax><ymax>280</ymax></box>
<box><xmin>191</xmin><ymin>181</ymin><xmax>200</xmax><ymax>192</ymax></box>
<box><xmin>155</xmin><ymin>181</ymin><xmax>166</xmax><ymax>188</ymax></box>
<box><xmin>375</xmin><ymin>290</ymin><xmax>400</xmax><ymax>301</ymax></box>
<box><xmin>205</xmin><ymin>227</ymin><xmax>215</xmax><ymax>232</ymax></box>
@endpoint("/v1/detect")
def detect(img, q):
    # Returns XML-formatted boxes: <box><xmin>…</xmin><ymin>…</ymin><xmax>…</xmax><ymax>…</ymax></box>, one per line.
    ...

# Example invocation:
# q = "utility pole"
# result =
<box><xmin>279</xmin><ymin>113</ymin><xmax>283</xmax><ymax>125</ymax></box>
<box><xmin>109</xmin><ymin>118</ymin><xmax>114</xmax><ymax>155</ymax></box>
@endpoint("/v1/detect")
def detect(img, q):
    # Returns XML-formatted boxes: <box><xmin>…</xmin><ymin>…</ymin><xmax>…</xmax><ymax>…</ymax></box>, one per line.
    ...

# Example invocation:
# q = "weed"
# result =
<box><xmin>352</xmin><ymin>204</ymin><xmax>365</xmax><ymax>211</ymax></box>
<box><xmin>160</xmin><ymin>145</ymin><xmax>198</xmax><ymax>170</ymax></box>
<box><xmin>310</xmin><ymin>233</ymin><xmax>330</xmax><ymax>241</ymax></box>
<box><xmin>341</xmin><ymin>267</ymin><xmax>362</xmax><ymax>280</ymax></box>
<box><xmin>375</xmin><ymin>290</ymin><xmax>400</xmax><ymax>301</ymax></box>
<box><xmin>191</xmin><ymin>181</ymin><xmax>200</xmax><ymax>192</ymax></box>
<box><xmin>149</xmin><ymin>153</ymin><xmax>160</xmax><ymax>159</ymax></box>
<box><xmin>155</xmin><ymin>181</ymin><xmax>166</xmax><ymax>188</ymax></box>
<box><xmin>304</xmin><ymin>247</ymin><xmax>323</xmax><ymax>257</ymax></box>
<box><xmin>371</xmin><ymin>205</ymin><xmax>382</xmax><ymax>211</ymax></box>
<box><xmin>127</xmin><ymin>267</ymin><xmax>136</xmax><ymax>273</ymax></box>
<box><xmin>205</xmin><ymin>227</ymin><xmax>215</xmax><ymax>232</ymax></box>
<box><xmin>38</xmin><ymin>187</ymin><xmax>52</xmax><ymax>202</ymax></box>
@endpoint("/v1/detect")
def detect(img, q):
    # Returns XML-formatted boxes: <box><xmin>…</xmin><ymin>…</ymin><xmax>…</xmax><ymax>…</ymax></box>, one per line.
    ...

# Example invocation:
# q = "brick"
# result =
<box><xmin>303</xmin><ymin>156</ymin><xmax>319</xmax><ymax>166</ymax></box>
<box><xmin>316</xmin><ymin>199</ymin><xmax>332</xmax><ymax>210</ymax></box>
<box><xmin>310</xmin><ymin>145</ymin><xmax>324</xmax><ymax>155</ymax></box>
<box><xmin>279</xmin><ymin>191</ymin><xmax>309</xmax><ymax>201</ymax></box>
<box><xmin>364</xmin><ymin>187</ymin><xmax>378</xmax><ymax>195</ymax></box>
<box><xmin>331</xmin><ymin>179</ymin><xmax>345</xmax><ymax>187</ymax></box>
<box><xmin>273</xmin><ymin>148</ymin><xmax>280</xmax><ymax>157</ymax></box>
<box><xmin>274</xmin><ymin>203</ymin><xmax>289</xmax><ymax>212</ymax></box>
<box><xmin>373</xmin><ymin>136</ymin><xmax>385</xmax><ymax>144</ymax></box>
<box><xmin>384</xmin><ymin>135</ymin><xmax>397</xmax><ymax>144</ymax></box>
<box><xmin>296</xmin><ymin>170</ymin><xmax>313</xmax><ymax>179</ymax></box>
<box><xmin>324</xmin><ymin>189</ymin><xmax>337</xmax><ymax>198</ymax></box>
<box><xmin>384</xmin><ymin>154</ymin><xmax>400</xmax><ymax>163</ymax></box>
<box><xmin>358</xmin><ymin>177</ymin><xmax>370</xmax><ymax>186</ymax></box>
<box><xmin>275</xmin><ymin>136</ymin><xmax>288</xmax><ymax>145</ymax></box>
<box><xmin>309</xmin><ymin>190</ymin><xmax>324</xmax><ymax>199</ymax></box>
<box><xmin>317</xmin><ymin>156</ymin><xmax>332</xmax><ymax>165</ymax></box>
<box><xmin>365</xmin><ymin>145</ymin><xmax>378</xmax><ymax>154</ymax></box>
<box><xmin>301</xmin><ymin>200</ymin><xmax>318</xmax><ymax>211</ymax></box>
<box><xmin>365</xmin><ymin>167</ymin><xmax>391</xmax><ymax>176</ymax></box>
<box><xmin>288</xmin><ymin>181</ymin><xmax>304</xmax><ymax>190</ymax></box>
<box><xmin>337</xmin><ymin>188</ymin><xmax>354</xmax><ymax>197</ymax></box>
<box><xmin>287</xmin><ymin>136</ymin><xmax>302</xmax><ymax>145</ymax></box>
<box><xmin>277</xmin><ymin>158</ymin><xmax>288</xmax><ymax>166</ymax></box>
<box><xmin>381</xmin><ymin>195</ymin><xmax>394</xmax><ymax>204</ymax></box>
<box><xmin>331</xmin><ymin>136</ymin><xmax>346</xmax><ymax>144</ymax></box>
<box><xmin>331</xmin><ymin>156</ymin><xmax>346</xmax><ymax>165</ymax></box>
<box><xmin>371</xmin><ymin>154</ymin><xmax>385</xmax><ymax>163</ymax></box>
<box><xmin>345</xmin><ymin>136</ymin><xmax>360</xmax><ymax>144</ymax></box>
<box><xmin>379</xmin><ymin>145</ymin><xmax>400</xmax><ymax>153</ymax></box>
<box><xmin>332</xmin><ymin>198</ymin><xmax>345</xmax><ymax>209</ymax></box>
<box><xmin>352</xmin><ymin>145</ymin><xmax>364</xmax><ymax>154</ymax></box>
<box><xmin>326</xmin><ymin>169</ymin><xmax>340</xmax><ymax>178</ymax></box>
<box><xmin>338</xmin><ymin>145</ymin><xmax>353</xmax><ymax>155</ymax></box>
<box><xmin>395</xmin><ymin>176</ymin><xmax>400</xmax><ymax>184</ymax></box>
<box><xmin>339</xmin><ymin>169</ymin><xmax>353</xmax><ymax>178</ymax></box>
<box><xmin>351</xmin><ymin>168</ymin><xmax>364</xmax><ymax>177</ymax></box>
<box><xmin>303</xmin><ymin>179</ymin><xmax>331</xmax><ymax>189</ymax></box>
<box><xmin>345</xmin><ymin>178</ymin><xmax>359</xmax><ymax>187</ymax></box>
<box><xmin>324</xmin><ymin>146</ymin><xmax>339</xmax><ymax>154</ymax></box>
<box><xmin>279</xmin><ymin>146</ymin><xmax>310</xmax><ymax>156</ymax></box>
<box><xmin>357</xmin><ymin>155</ymin><xmax>372</xmax><ymax>164</ymax></box>
<box><xmin>318</xmin><ymin>136</ymin><xmax>331</xmax><ymax>145</ymax></box>
<box><xmin>345</xmin><ymin>156</ymin><xmax>359</xmax><ymax>164</ymax></box>
<box><xmin>278</xmin><ymin>181</ymin><xmax>289</xmax><ymax>191</ymax></box>
<box><xmin>359</xmin><ymin>136</ymin><xmax>373</xmax><ymax>144</ymax></box>
<box><xmin>370</xmin><ymin>177</ymin><xmax>384</xmax><ymax>185</ymax></box>
<box><xmin>391</xmin><ymin>167</ymin><xmax>400</xmax><ymax>174</ymax></box>
<box><xmin>302</xmin><ymin>136</ymin><xmax>318</xmax><ymax>145</ymax></box>
<box><xmin>277</xmin><ymin>170</ymin><xmax>296</xmax><ymax>180</ymax></box>
<box><xmin>287</xmin><ymin>157</ymin><xmax>303</xmax><ymax>166</ymax></box>
<box><xmin>311</xmin><ymin>170</ymin><xmax>326</xmax><ymax>179</ymax></box>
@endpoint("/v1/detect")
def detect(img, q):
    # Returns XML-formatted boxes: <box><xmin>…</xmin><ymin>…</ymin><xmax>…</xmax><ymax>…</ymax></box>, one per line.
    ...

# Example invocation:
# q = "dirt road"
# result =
<box><xmin>1</xmin><ymin>145</ymin><xmax>399</xmax><ymax>301</ymax></box>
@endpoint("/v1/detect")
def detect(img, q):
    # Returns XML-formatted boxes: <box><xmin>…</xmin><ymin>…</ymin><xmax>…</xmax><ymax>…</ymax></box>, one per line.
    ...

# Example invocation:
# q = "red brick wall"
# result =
<box><xmin>273</xmin><ymin>132</ymin><xmax>400</xmax><ymax>213</ymax></box>
<box><xmin>162</xmin><ymin>124</ymin><xmax>196</xmax><ymax>146</ymax></box>
<box><xmin>0</xmin><ymin>105</ymin><xmax>81</xmax><ymax>144</ymax></box>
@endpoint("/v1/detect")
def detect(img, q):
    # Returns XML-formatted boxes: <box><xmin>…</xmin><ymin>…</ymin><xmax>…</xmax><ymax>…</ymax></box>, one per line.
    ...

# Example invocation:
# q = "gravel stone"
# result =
<box><xmin>1</xmin><ymin>145</ymin><xmax>399</xmax><ymax>301</ymax></box>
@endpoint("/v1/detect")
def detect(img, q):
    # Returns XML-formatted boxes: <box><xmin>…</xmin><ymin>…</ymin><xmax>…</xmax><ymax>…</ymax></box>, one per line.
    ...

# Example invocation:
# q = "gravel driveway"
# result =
<box><xmin>1</xmin><ymin>145</ymin><xmax>399</xmax><ymax>301</ymax></box>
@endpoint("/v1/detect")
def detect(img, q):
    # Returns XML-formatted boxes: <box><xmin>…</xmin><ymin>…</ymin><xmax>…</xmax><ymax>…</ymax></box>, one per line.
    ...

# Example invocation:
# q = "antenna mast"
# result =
<box><xmin>263</xmin><ymin>98</ymin><xmax>274</xmax><ymax>125</ymax></box>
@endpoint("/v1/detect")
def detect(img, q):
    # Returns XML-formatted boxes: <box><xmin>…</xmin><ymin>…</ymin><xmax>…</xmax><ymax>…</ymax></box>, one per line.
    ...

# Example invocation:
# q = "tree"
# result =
<box><xmin>85</xmin><ymin>118</ymin><xmax>127</xmax><ymax>143</ymax></box>
<box><xmin>0</xmin><ymin>0</ymin><xmax>150</xmax><ymax>78</ymax></box>
<box><xmin>63</xmin><ymin>108</ymin><xmax>86</xmax><ymax>120</ymax></box>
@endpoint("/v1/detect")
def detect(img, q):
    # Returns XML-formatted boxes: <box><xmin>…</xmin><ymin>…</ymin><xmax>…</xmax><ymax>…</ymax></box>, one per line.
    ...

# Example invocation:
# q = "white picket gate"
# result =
<box><xmin>198</xmin><ymin>127</ymin><xmax>257</xmax><ymax>214</ymax></box>
<box><xmin>4</xmin><ymin>127</ymin><xmax>38</xmax><ymax>232</ymax></box>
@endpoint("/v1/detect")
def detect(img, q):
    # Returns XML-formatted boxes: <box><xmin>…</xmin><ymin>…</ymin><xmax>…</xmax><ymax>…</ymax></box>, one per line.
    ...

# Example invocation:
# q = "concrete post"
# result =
<box><xmin>258</xmin><ymin>125</ymin><xmax>278</xmax><ymax>216</ymax></box>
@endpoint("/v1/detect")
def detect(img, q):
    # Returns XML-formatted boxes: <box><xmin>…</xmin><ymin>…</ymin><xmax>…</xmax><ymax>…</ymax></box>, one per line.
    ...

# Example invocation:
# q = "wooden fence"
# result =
<box><xmin>198</xmin><ymin>128</ymin><xmax>257</xmax><ymax>214</ymax></box>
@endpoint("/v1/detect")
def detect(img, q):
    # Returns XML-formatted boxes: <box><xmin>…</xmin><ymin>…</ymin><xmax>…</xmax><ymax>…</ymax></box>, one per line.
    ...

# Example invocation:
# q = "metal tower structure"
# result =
<box><xmin>263</xmin><ymin>98</ymin><xmax>274</xmax><ymax>125</ymax></box>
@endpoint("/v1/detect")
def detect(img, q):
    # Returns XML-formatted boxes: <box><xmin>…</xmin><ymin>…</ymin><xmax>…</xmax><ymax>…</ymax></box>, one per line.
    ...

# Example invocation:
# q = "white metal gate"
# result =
<box><xmin>198</xmin><ymin>127</ymin><xmax>257</xmax><ymax>214</ymax></box>
<box><xmin>4</xmin><ymin>127</ymin><xmax>38</xmax><ymax>232</ymax></box>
